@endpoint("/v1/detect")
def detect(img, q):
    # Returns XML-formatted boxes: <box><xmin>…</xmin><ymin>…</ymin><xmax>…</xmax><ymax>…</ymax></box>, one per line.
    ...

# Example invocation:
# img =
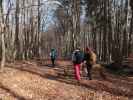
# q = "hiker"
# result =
<box><xmin>50</xmin><ymin>48</ymin><xmax>57</xmax><ymax>67</ymax></box>
<box><xmin>72</xmin><ymin>48</ymin><xmax>83</xmax><ymax>81</ymax></box>
<box><xmin>83</xmin><ymin>47</ymin><xmax>97</xmax><ymax>80</ymax></box>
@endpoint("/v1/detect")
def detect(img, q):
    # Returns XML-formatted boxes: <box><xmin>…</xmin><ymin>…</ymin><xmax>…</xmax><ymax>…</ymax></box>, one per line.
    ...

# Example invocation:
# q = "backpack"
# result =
<box><xmin>86</xmin><ymin>51</ymin><xmax>96</xmax><ymax>65</ymax></box>
<box><xmin>72</xmin><ymin>50</ymin><xmax>82</xmax><ymax>64</ymax></box>
<box><xmin>50</xmin><ymin>50</ymin><xmax>57</xmax><ymax>59</ymax></box>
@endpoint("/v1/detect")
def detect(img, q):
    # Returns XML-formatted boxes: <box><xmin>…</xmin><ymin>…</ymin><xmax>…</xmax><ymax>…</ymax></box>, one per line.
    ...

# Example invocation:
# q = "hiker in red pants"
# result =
<box><xmin>72</xmin><ymin>48</ymin><xmax>83</xmax><ymax>81</ymax></box>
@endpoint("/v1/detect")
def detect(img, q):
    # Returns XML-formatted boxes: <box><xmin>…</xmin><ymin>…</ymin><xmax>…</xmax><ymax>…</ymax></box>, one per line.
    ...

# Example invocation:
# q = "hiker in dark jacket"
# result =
<box><xmin>84</xmin><ymin>47</ymin><xmax>96</xmax><ymax>80</ymax></box>
<box><xmin>72</xmin><ymin>48</ymin><xmax>82</xmax><ymax>81</ymax></box>
<box><xmin>50</xmin><ymin>48</ymin><xmax>57</xmax><ymax>67</ymax></box>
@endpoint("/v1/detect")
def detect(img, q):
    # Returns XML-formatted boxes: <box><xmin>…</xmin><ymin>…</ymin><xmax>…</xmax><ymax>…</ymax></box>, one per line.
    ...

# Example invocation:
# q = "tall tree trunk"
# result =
<box><xmin>1</xmin><ymin>33</ymin><xmax>5</xmax><ymax>72</ymax></box>
<box><xmin>123</xmin><ymin>0</ymin><xmax>130</xmax><ymax>57</ymax></box>
<box><xmin>0</xmin><ymin>0</ymin><xmax>6</xmax><ymax>72</ymax></box>
<box><xmin>129</xmin><ymin>0</ymin><xmax>133</xmax><ymax>54</ymax></box>
<box><xmin>15</xmin><ymin>0</ymin><xmax>20</xmax><ymax>59</ymax></box>
<box><xmin>72</xmin><ymin>0</ymin><xmax>80</xmax><ymax>50</ymax></box>
<box><xmin>37</xmin><ymin>0</ymin><xmax>40</xmax><ymax>57</ymax></box>
<box><xmin>102</xmin><ymin>0</ymin><xmax>107</xmax><ymax>61</ymax></box>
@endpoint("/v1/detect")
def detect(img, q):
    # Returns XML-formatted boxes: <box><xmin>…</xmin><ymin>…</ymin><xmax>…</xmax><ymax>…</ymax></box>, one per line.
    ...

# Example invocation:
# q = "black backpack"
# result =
<box><xmin>72</xmin><ymin>50</ymin><xmax>82</xmax><ymax>64</ymax></box>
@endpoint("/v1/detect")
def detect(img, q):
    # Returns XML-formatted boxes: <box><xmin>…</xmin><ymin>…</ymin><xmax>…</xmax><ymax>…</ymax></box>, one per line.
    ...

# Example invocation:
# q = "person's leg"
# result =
<box><xmin>74</xmin><ymin>64</ymin><xmax>77</xmax><ymax>80</ymax></box>
<box><xmin>77</xmin><ymin>64</ymin><xmax>81</xmax><ymax>80</ymax></box>
<box><xmin>99</xmin><ymin>67</ymin><xmax>106</xmax><ymax>79</ymax></box>
<box><xmin>82</xmin><ymin>63</ymin><xmax>87</xmax><ymax>77</ymax></box>
<box><xmin>51</xmin><ymin>59</ymin><xmax>55</xmax><ymax>67</ymax></box>
<box><xmin>74</xmin><ymin>64</ymin><xmax>81</xmax><ymax>81</ymax></box>
<box><xmin>86</xmin><ymin>64</ymin><xmax>92</xmax><ymax>80</ymax></box>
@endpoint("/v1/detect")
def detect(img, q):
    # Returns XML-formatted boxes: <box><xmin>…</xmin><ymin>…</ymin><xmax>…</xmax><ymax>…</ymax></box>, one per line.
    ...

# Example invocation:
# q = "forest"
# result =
<box><xmin>0</xmin><ymin>0</ymin><xmax>133</xmax><ymax>100</ymax></box>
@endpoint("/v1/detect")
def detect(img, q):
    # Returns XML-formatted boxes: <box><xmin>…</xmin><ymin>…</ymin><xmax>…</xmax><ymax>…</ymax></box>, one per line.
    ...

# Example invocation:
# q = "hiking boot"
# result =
<box><xmin>86</xmin><ymin>77</ymin><xmax>92</xmax><ymax>80</ymax></box>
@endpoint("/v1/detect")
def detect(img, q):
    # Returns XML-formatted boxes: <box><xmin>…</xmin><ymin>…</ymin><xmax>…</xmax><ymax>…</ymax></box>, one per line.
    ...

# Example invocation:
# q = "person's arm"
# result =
<box><xmin>55</xmin><ymin>51</ymin><xmax>58</xmax><ymax>58</ymax></box>
<box><xmin>50</xmin><ymin>52</ymin><xmax>51</xmax><ymax>56</ymax></box>
<box><xmin>83</xmin><ymin>53</ymin><xmax>87</xmax><ymax>61</ymax></box>
<box><xmin>91</xmin><ymin>52</ymin><xmax>97</xmax><ymax>64</ymax></box>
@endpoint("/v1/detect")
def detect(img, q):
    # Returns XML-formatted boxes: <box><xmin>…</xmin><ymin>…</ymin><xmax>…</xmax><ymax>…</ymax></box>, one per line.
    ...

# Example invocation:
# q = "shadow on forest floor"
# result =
<box><xmin>5</xmin><ymin>61</ymin><xmax>133</xmax><ymax>98</ymax></box>
<box><xmin>0</xmin><ymin>83</ymin><xmax>26</xmax><ymax>100</ymax></box>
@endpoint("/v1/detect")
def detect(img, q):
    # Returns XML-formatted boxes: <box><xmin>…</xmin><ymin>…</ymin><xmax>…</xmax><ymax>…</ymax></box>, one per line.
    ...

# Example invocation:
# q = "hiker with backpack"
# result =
<box><xmin>83</xmin><ymin>47</ymin><xmax>97</xmax><ymax>80</ymax></box>
<box><xmin>72</xmin><ymin>48</ymin><xmax>83</xmax><ymax>81</ymax></box>
<box><xmin>50</xmin><ymin>48</ymin><xmax>57</xmax><ymax>67</ymax></box>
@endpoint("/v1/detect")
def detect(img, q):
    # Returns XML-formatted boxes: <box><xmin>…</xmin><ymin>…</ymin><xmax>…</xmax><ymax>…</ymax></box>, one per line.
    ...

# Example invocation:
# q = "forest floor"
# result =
<box><xmin>0</xmin><ymin>59</ymin><xmax>133</xmax><ymax>100</ymax></box>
